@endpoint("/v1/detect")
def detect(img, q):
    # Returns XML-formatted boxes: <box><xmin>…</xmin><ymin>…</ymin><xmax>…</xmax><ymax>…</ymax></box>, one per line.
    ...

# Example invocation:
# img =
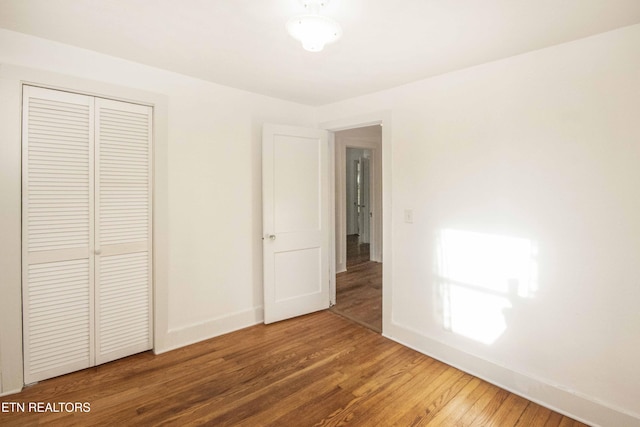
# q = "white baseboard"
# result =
<box><xmin>384</xmin><ymin>321</ymin><xmax>640</xmax><ymax>427</ymax></box>
<box><xmin>156</xmin><ymin>307</ymin><xmax>264</xmax><ymax>354</ymax></box>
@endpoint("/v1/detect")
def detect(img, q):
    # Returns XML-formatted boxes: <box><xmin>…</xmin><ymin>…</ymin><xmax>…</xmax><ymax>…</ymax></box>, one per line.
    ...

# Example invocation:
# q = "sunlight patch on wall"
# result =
<box><xmin>435</xmin><ymin>229</ymin><xmax>538</xmax><ymax>345</ymax></box>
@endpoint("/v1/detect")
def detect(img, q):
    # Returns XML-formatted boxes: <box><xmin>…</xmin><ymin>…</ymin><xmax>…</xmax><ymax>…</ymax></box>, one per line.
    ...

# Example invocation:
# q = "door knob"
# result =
<box><xmin>95</xmin><ymin>248</ymin><xmax>102</xmax><ymax>255</ymax></box>
<box><xmin>268</xmin><ymin>234</ymin><xmax>276</xmax><ymax>241</ymax></box>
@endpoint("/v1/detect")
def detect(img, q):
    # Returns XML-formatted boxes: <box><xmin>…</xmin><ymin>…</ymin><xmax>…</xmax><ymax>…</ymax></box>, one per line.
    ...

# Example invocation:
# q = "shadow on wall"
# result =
<box><xmin>435</xmin><ymin>229</ymin><xmax>538</xmax><ymax>345</ymax></box>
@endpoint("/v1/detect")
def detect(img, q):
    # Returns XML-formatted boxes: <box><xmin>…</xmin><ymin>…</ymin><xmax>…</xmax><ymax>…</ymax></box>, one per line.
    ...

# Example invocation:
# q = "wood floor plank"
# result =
<box><xmin>419</xmin><ymin>377</ymin><xmax>487</xmax><ymax>426</ymax></box>
<box><xmin>449</xmin><ymin>381</ymin><xmax>503</xmax><ymax>426</ymax></box>
<box><xmin>467</xmin><ymin>387</ymin><xmax>512</xmax><ymax>426</ymax></box>
<box><xmin>385</xmin><ymin>372</ymin><xmax>473</xmax><ymax>426</ymax></box>
<box><xmin>515</xmin><ymin>402</ymin><xmax>556</xmax><ymax>427</ymax></box>
<box><xmin>0</xmin><ymin>311</ymin><xmax>589</xmax><ymax>427</ymax></box>
<box><xmin>353</xmin><ymin>359</ymin><xmax>459</xmax><ymax>425</ymax></box>
<box><xmin>485</xmin><ymin>393</ymin><xmax>531</xmax><ymax>427</ymax></box>
<box><xmin>544</xmin><ymin>411</ymin><xmax>566</xmax><ymax>426</ymax></box>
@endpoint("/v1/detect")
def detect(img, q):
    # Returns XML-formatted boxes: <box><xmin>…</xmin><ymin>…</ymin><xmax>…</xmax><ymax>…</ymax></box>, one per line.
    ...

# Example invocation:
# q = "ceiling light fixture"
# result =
<box><xmin>286</xmin><ymin>0</ymin><xmax>342</xmax><ymax>52</ymax></box>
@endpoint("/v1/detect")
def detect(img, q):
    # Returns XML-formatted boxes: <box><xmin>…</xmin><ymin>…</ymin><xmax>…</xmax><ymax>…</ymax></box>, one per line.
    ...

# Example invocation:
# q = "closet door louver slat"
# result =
<box><xmin>97</xmin><ymin>252</ymin><xmax>151</xmax><ymax>360</ymax></box>
<box><xmin>22</xmin><ymin>86</ymin><xmax>95</xmax><ymax>384</ymax></box>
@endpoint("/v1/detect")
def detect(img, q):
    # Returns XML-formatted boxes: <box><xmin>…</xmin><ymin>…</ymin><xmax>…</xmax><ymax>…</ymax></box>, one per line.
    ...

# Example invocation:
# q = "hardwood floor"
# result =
<box><xmin>0</xmin><ymin>311</ymin><xmax>586</xmax><ymax>426</ymax></box>
<box><xmin>332</xmin><ymin>235</ymin><xmax>382</xmax><ymax>332</ymax></box>
<box><xmin>345</xmin><ymin>234</ymin><xmax>371</xmax><ymax>268</ymax></box>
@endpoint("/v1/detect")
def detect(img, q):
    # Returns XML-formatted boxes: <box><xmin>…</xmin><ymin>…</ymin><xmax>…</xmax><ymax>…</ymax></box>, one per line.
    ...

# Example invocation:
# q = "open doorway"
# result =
<box><xmin>330</xmin><ymin>126</ymin><xmax>382</xmax><ymax>332</ymax></box>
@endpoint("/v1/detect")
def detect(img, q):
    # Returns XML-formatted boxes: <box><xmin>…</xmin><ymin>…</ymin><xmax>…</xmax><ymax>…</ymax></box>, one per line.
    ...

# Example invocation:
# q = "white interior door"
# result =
<box><xmin>94</xmin><ymin>98</ymin><xmax>153</xmax><ymax>365</ymax></box>
<box><xmin>262</xmin><ymin>124</ymin><xmax>330</xmax><ymax>324</ymax></box>
<box><xmin>346</xmin><ymin>156</ymin><xmax>359</xmax><ymax>235</ymax></box>
<box><xmin>360</xmin><ymin>157</ymin><xmax>371</xmax><ymax>245</ymax></box>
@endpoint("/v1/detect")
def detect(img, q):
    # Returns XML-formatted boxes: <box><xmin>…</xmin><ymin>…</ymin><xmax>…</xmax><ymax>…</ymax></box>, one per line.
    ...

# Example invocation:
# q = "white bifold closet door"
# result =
<box><xmin>22</xmin><ymin>86</ymin><xmax>152</xmax><ymax>384</ymax></box>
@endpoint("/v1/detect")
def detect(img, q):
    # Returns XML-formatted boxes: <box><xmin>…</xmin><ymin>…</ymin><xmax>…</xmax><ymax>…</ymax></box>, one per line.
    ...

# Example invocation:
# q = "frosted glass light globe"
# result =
<box><xmin>286</xmin><ymin>14</ymin><xmax>342</xmax><ymax>52</ymax></box>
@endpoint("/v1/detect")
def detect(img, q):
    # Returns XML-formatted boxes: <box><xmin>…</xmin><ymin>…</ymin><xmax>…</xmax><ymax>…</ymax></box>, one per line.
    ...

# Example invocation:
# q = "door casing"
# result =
<box><xmin>320</xmin><ymin>113</ymin><xmax>391</xmax><ymax>326</ymax></box>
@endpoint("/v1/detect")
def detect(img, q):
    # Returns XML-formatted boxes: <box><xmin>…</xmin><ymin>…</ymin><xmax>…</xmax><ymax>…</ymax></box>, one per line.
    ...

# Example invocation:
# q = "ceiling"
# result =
<box><xmin>1</xmin><ymin>0</ymin><xmax>639</xmax><ymax>105</ymax></box>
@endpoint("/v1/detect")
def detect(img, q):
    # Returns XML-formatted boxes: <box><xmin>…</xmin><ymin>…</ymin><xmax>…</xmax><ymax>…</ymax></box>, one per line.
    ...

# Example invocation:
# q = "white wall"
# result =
<box><xmin>0</xmin><ymin>29</ymin><xmax>315</xmax><ymax>393</ymax></box>
<box><xmin>318</xmin><ymin>24</ymin><xmax>640</xmax><ymax>427</ymax></box>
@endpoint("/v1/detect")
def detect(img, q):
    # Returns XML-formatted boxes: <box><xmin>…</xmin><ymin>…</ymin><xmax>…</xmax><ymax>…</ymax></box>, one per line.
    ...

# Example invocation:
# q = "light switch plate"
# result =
<box><xmin>404</xmin><ymin>209</ymin><xmax>413</xmax><ymax>223</ymax></box>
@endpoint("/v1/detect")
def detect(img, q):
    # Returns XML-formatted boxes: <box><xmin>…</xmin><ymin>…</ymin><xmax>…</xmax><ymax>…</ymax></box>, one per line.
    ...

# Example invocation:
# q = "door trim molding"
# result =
<box><xmin>319</xmin><ymin>112</ymin><xmax>391</xmax><ymax>330</ymax></box>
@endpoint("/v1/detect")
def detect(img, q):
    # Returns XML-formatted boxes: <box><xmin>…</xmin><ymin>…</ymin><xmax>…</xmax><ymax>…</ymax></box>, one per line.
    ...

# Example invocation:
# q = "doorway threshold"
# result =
<box><xmin>329</xmin><ymin>308</ymin><xmax>382</xmax><ymax>334</ymax></box>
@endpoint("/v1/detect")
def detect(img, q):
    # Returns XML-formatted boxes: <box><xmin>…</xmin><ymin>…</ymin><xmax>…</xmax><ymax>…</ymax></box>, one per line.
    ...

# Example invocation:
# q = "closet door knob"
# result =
<box><xmin>95</xmin><ymin>249</ymin><xmax>102</xmax><ymax>255</ymax></box>
<box><xmin>268</xmin><ymin>234</ymin><xmax>276</xmax><ymax>241</ymax></box>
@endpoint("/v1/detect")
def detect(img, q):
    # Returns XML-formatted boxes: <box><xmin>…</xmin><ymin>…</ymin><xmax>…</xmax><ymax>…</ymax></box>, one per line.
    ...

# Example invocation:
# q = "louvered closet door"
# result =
<box><xmin>22</xmin><ymin>86</ymin><xmax>95</xmax><ymax>384</ymax></box>
<box><xmin>94</xmin><ymin>98</ymin><xmax>153</xmax><ymax>365</ymax></box>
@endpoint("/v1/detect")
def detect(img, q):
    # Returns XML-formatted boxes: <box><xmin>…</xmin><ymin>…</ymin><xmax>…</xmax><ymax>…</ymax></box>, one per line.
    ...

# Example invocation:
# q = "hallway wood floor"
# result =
<box><xmin>332</xmin><ymin>235</ymin><xmax>382</xmax><ymax>332</ymax></box>
<box><xmin>0</xmin><ymin>311</ymin><xmax>586</xmax><ymax>426</ymax></box>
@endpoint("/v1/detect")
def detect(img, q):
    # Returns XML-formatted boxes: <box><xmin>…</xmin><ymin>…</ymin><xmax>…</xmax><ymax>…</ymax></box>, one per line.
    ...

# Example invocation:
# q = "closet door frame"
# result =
<box><xmin>21</xmin><ymin>84</ymin><xmax>154</xmax><ymax>383</ymax></box>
